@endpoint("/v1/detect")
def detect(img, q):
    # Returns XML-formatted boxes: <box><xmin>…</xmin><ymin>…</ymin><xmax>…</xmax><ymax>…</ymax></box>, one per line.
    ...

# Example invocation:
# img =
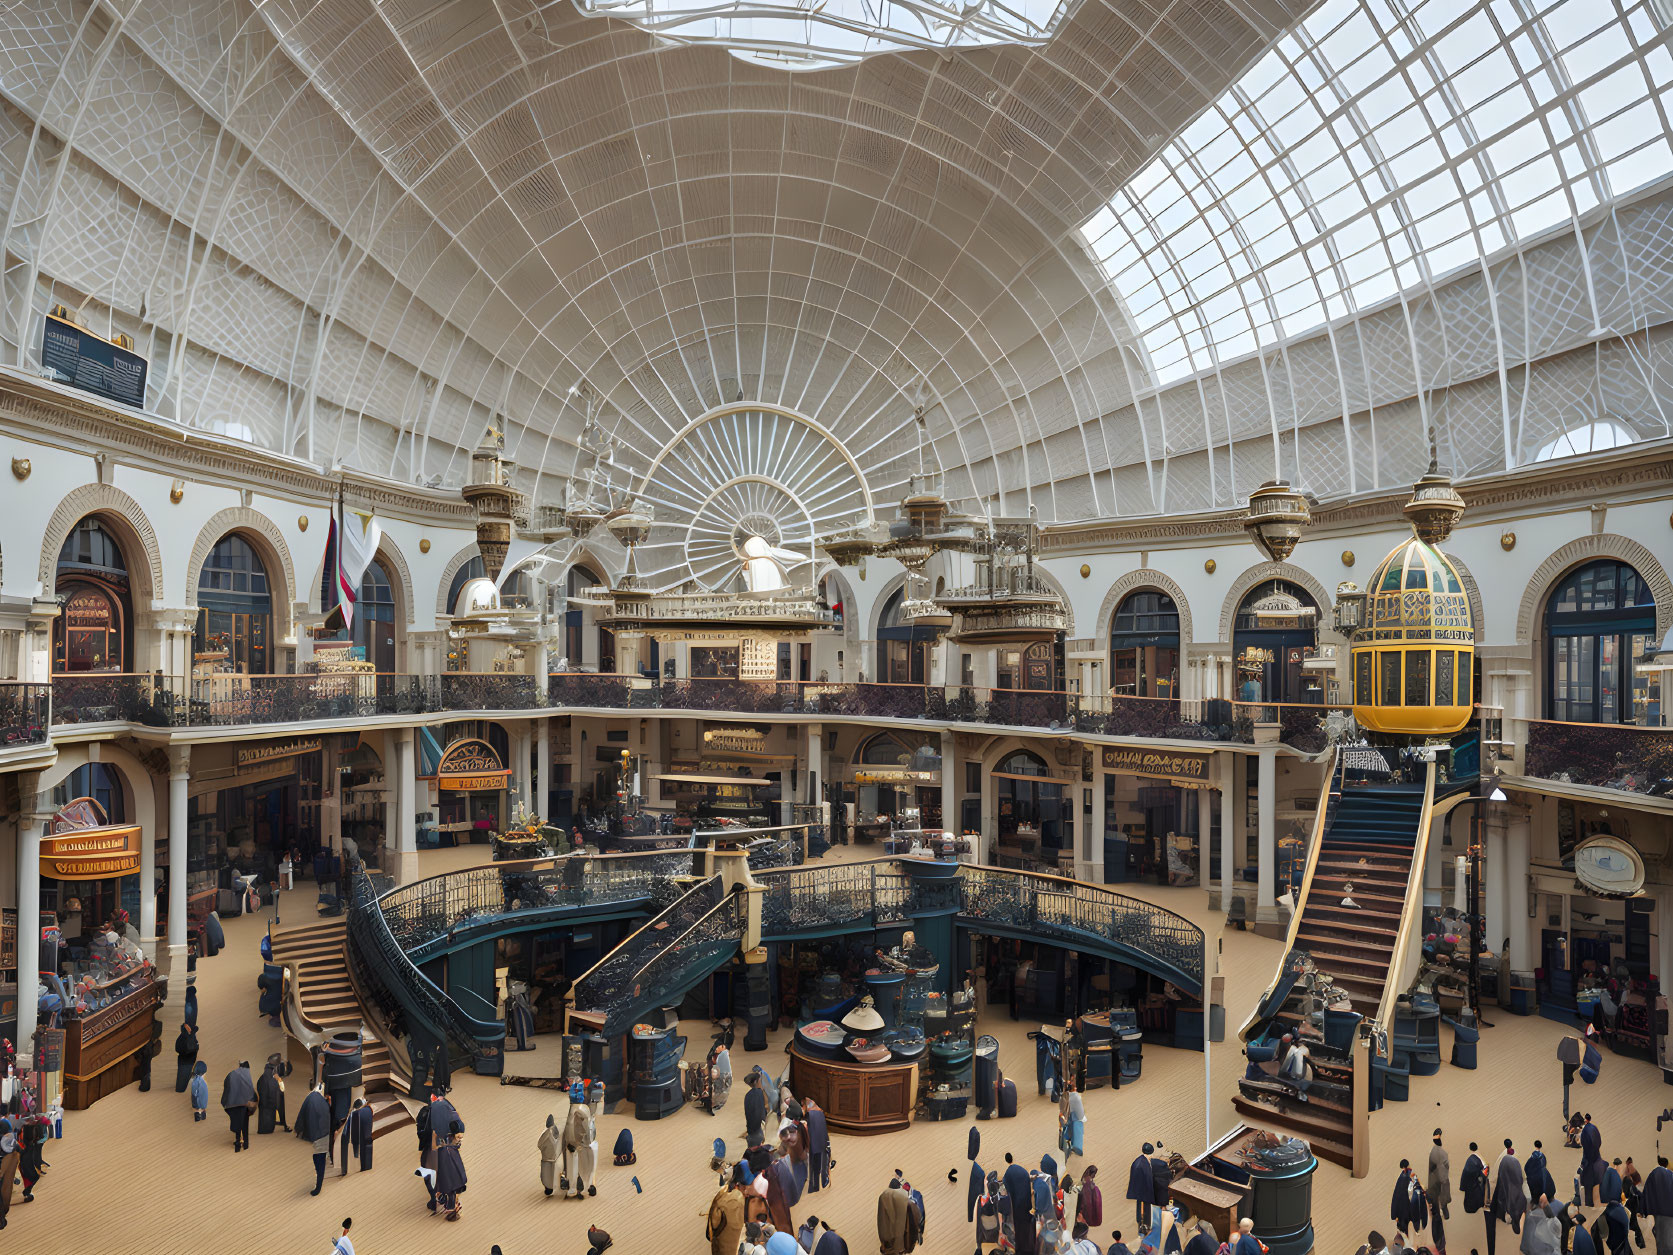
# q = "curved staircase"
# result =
<box><xmin>270</xmin><ymin>917</ymin><xmax>414</xmax><ymax>1141</ymax></box>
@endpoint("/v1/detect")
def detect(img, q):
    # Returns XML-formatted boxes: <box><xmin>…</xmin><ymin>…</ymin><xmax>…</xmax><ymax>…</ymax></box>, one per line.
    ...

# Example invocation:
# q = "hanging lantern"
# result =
<box><xmin>1242</xmin><ymin>480</ymin><xmax>1311</xmax><ymax>562</ymax></box>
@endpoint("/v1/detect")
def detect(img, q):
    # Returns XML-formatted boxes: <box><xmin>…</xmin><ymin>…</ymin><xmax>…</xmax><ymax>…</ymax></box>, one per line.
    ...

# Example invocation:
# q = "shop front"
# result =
<box><xmin>1100</xmin><ymin>748</ymin><xmax>1213</xmax><ymax>886</ymax></box>
<box><xmin>849</xmin><ymin>731</ymin><xmax>943</xmax><ymax>840</ymax></box>
<box><xmin>188</xmin><ymin>737</ymin><xmax>327</xmax><ymax>895</ymax></box>
<box><xmin>1233</xmin><ymin>581</ymin><xmax>1322</xmax><ymax>704</ymax></box>
<box><xmin>993</xmin><ymin>749</ymin><xmax>1071</xmax><ymax>872</ymax></box>
<box><xmin>431</xmin><ymin>736</ymin><xmax>511</xmax><ymax>845</ymax></box>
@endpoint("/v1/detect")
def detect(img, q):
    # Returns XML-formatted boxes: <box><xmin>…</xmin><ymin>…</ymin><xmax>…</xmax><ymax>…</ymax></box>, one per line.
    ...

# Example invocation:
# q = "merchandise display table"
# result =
<box><xmin>788</xmin><ymin>1042</ymin><xmax>916</xmax><ymax>1135</ymax></box>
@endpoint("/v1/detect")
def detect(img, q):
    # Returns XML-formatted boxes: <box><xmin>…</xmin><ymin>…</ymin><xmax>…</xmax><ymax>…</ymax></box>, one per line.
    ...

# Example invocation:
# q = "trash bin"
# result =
<box><xmin>1510</xmin><ymin>971</ymin><xmax>1536</xmax><ymax>1016</ymax></box>
<box><xmin>1445</xmin><ymin>1012</ymin><xmax>1479</xmax><ymax>1069</ymax></box>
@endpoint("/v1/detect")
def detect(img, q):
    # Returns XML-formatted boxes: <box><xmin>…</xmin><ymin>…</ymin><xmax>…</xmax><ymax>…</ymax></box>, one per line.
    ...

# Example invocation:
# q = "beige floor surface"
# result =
<box><xmin>9</xmin><ymin>864</ymin><xmax>1665</xmax><ymax>1255</ymax></box>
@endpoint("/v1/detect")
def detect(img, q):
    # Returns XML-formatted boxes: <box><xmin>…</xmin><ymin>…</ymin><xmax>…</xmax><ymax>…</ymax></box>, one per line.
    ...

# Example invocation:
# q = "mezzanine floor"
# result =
<box><xmin>13</xmin><ymin>868</ymin><xmax>1663</xmax><ymax>1255</ymax></box>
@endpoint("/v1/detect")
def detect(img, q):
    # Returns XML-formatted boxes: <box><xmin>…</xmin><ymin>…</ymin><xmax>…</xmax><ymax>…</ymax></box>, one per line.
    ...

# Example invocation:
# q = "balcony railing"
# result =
<box><xmin>0</xmin><ymin>681</ymin><xmax>50</xmax><ymax>746</ymax></box>
<box><xmin>1524</xmin><ymin>718</ymin><xmax>1673</xmax><ymax>797</ymax></box>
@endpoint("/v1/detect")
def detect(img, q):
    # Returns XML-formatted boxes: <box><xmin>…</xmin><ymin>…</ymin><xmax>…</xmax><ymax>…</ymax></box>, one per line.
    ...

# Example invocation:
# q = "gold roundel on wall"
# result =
<box><xmin>1341</xmin><ymin>549</ymin><xmax>1354</xmax><ymax>567</ymax></box>
<box><xmin>1204</xmin><ymin>558</ymin><xmax>1217</xmax><ymax>574</ymax></box>
<box><xmin>1079</xmin><ymin>563</ymin><xmax>1091</xmax><ymax>578</ymax></box>
<box><xmin>1500</xmin><ymin>531</ymin><xmax>1516</xmax><ymax>551</ymax></box>
<box><xmin>419</xmin><ymin>538</ymin><xmax>431</xmax><ymax>554</ymax></box>
<box><xmin>298</xmin><ymin>516</ymin><xmax>309</xmax><ymax>532</ymax></box>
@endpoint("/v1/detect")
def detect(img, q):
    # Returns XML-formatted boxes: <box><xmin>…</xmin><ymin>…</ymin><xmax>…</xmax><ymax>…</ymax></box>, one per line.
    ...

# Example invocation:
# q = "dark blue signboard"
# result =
<box><xmin>40</xmin><ymin>314</ymin><xmax>148</xmax><ymax>409</ymax></box>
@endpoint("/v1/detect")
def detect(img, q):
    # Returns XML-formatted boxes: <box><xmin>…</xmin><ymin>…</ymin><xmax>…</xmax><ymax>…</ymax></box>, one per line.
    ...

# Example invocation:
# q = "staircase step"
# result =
<box><xmin>1306</xmin><ymin>904</ymin><xmax>1402</xmax><ymax>926</ymax></box>
<box><xmin>1295</xmin><ymin>931</ymin><xmax>1397</xmax><ymax>959</ymax></box>
<box><xmin>1231</xmin><ymin>1096</ymin><xmax>1355</xmax><ymax>1169</ymax></box>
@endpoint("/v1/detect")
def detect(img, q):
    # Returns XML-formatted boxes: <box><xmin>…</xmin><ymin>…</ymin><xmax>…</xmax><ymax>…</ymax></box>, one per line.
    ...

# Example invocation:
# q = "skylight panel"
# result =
<box><xmin>1077</xmin><ymin>0</ymin><xmax>1673</xmax><ymax>389</ymax></box>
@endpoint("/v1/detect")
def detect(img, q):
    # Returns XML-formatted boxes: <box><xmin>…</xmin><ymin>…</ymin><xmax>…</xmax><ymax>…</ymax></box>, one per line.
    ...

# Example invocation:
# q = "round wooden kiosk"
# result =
<box><xmin>789</xmin><ymin>1043</ymin><xmax>916</xmax><ymax>1135</ymax></box>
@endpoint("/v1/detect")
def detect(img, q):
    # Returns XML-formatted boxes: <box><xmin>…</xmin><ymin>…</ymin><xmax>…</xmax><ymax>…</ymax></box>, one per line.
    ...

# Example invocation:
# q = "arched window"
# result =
<box><xmin>195</xmin><ymin>534</ymin><xmax>271</xmax><ymax>674</ymax></box>
<box><xmin>993</xmin><ymin>749</ymin><xmax>1068</xmax><ymax>855</ymax></box>
<box><xmin>320</xmin><ymin>557</ymin><xmax>397</xmax><ymax>672</ymax></box>
<box><xmin>1109</xmin><ymin>590</ymin><xmax>1180</xmax><ymax>698</ymax></box>
<box><xmin>1233</xmin><ymin>579</ymin><xmax>1321</xmax><ymax>705</ymax></box>
<box><xmin>54</xmin><ymin>517</ymin><xmax>132</xmax><ymax>672</ymax></box>
<box><xmin>878</xmin><ymin>587</ymin><xmax>938</xmax><ymax>685</ymax></box>
<box><xmin>1545</xmin><ymin>560</ymin><xmax>1658</xmax><ymax>725</ymax></box>
<box><xmin>858</xmin><ymin>733</ymin><xmax>913</xmax><ymax>766</ymax></box>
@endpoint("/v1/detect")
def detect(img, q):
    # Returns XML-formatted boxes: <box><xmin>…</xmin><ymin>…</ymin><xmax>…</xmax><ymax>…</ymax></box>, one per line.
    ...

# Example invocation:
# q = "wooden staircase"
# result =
<box><xmin>1234</xmin><ymin>777</ymin><xmax>1429</xmax><ymax>1173</ymax></box>
<box><xmin>270</xmin><ymin>918</ymin><xmax>414</xmax><ymax>1141</ymax></box>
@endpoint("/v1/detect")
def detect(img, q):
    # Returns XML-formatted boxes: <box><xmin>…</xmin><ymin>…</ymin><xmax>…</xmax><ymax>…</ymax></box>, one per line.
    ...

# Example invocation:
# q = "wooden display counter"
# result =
<box><xmin>789</xmin><ymin>1043</ymin><xmax>915</xmax><ymax>1135</ymax></box>
<box><xmin>63</xmin><ymin>975</ymin><xmax>163</xmax><ymax>1110</ymax></box>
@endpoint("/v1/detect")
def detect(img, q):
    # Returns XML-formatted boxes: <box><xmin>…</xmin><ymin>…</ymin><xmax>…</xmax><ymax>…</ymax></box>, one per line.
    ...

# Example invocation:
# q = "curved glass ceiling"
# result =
<box><xmin>1081</xmin><ymin>0</ymin><xmax>1673</xmax><ymax>387</ymax></box>
<box><xmin>573</xmin><ymin>0</ymin><xmax>1072</xmax><ymax>69</ymax></box>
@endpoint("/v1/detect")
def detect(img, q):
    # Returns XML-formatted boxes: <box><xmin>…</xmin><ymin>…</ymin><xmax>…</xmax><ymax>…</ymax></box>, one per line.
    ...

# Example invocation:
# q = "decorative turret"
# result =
<box><xmin>461</xmin><ymin>426</ymin><xmax>520</xmax><ymax>582</ymax></box>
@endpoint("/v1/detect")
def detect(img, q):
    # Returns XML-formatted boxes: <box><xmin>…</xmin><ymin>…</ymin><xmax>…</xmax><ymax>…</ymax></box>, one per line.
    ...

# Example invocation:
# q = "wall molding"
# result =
<box><xmin>38</xmin><ymin>482</ymin><xmax>165</xmax><ymax>604</ymax></box>
<box><xmin>1514</xmin><ymin>533</ymin><xmax>1673</xmax><ymax>644</ymax></box>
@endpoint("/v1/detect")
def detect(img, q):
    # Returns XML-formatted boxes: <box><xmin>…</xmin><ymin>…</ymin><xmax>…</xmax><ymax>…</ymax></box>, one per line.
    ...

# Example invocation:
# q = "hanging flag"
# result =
<box><xmin>320</xmin><ymin>509</ymin><xmax>344</xmax><ymax>632</ymax></box>
<box><xmin>336</xmin><ymin>504</ymin><xmax>382</xmax><ymax>630</ymax></box>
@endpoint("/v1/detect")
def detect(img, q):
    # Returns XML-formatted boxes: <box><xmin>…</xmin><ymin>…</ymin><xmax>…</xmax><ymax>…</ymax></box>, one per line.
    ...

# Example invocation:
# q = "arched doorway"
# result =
<box><xmin>195</xmin><ymin>533</ymin><xmax>272</xmax><ymax>674</ymax></box>
<box><xmin>1544</xmin><ymin>559</ymin><xmax>1659</xmax><ymax>725</ymax></box>
<box><xmin>993</xmin><ymin>748</ymin><xmax>1069</xmax><ymax>869</ymax></box>
<box><xmin>54</xmin><ymin>517</ymin><xmax>133</xmax><ymax>672</ymax></box>
<box><xmin>1233</xmin><ymin>579</ymin><xmax>1321</xmax><ymax>704</ymax></box>
<box><xmin>45</xmin><ymin>764</ymin><xmax>133</xmax><ymax>932</ymax></box>
<box><xmin>877</xmin><ymin>587</ymin><xmax>939</xmax><ymax>684</ymax></box>
<box><xmin>852</xmin><ymin>732</ymin><xmax>942</xmax><ymax>832</ymax></box>
<box><xmin>319</xmin><ymin>557</ymin><xmax>397</xmax><ymax>672</ymax></box>
<box><xmin>1109</xmin><ymin>589</ymin><xmax>1180</xmax><ymax>697</ymax></box>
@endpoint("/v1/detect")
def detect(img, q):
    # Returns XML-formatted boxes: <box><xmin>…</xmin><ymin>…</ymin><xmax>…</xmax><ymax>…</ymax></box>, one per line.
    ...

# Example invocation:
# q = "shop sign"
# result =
<box><xmin>236</xmin><ymin>737</ymin><xmax>322</xmax><ymax>767</ymax></box>
<box><xmin>437</xmin><ymin>737</ymin><xmax>509</xmax><ymax>791</ymax></box>
<box><xmin>1101</xmin><ymin>747</ymin><xmax>1211</xmax><ymax>780</ymax></box>
<box><xmin>704</xmin><ymin>726</ymin><xmax>768</xmax><ymax>754</ymax></box>
<box><xmin>855</xmin><ymin>769</ymin><xmax>940</xmax><ymax>784</ymax></box>
<box><xmin>41</xmin><ymin>312</ymin><xmax>148</xmax><ymax>409</ymax></box>
<box><xmin>40</xmin><ymin>825</ymin><xmax>142</xmax><ymax>879</ymax></box>
<box><xmin>64</xmin><ymin>588</ymin><xmax>113</xmax><ymax>629</ymax></box>
<box><xmin>1573</xmin><ymin>835</ymin><xmax>1645</xmax><ymax>897</ymax></box>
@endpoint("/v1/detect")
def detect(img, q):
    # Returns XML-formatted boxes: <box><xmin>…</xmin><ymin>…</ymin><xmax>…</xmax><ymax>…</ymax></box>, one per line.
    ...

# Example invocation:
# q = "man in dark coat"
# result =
<box><xmin>806</xmin><ymin>1097</ymin><xmax>830</xmax><ymax>1194</ymax></box>
<box><xmin>339</xmin><ymin>1097</ymin><xmax>373</xmax><ymax>1173</ymax></box>
<box><xmin>221</xmin><ymin>1061</ymin><xmax>255</xmax><ymax>1151</ymax></box>
<box><xmin>1462</xmin><ymin>1144</ymin><xmax>1489</xmax><ymax>1214</ymax></box>
<box><xmin>174</xmin><ymin>1023</ymin><xmax>199</xmax><ymax>1092</ymax></box>
<box><xmin>744</xmin><ymin>1071</ymin><xmax>768</xmax><ymax>1147</ymax></box>
<box><xmin>416</xmin><ymin>1101</ymin><xmax>432</xmax><ymax>1161</ymax></box>
<box><xmin>1006</xmin><ymin>1158</ymin><xmax>1037</xmax><ymax>1255</ymax></box>
<box><xmin>434</xmin><ymin>1124</ymin><xmax>467</xmax><ymax>1221</ymax></box>
<box><xmin>256</xmin><ymin>1057</ymin><xmax>287</xmax><ymax>1133</ymax></box>
<box><xmin>1393</xmin><ymin>1160</ymin><xmax>1421</xmax><ymax>1236</ymax></box>
<box><xmin>1128</xmin><ymin>1146</ymin><xmax>1156</xmax><ymax>1228</ymax></box>
<box><xmin>1525</xmin><ymin>1142</ymin><xmax>1557</xmax><ymax>1204</ymax></box>
<box><xmin>429</xmin><ymin>1092</ymin><xmax>461</xmax><ymax>1145</ymax></box>
<box><xmin>1151</xmin><ymin>1146</ymin><xmax>1173</xmax><ymax>1212</ymax></box>
<box><xmin>294</xmin><ymin>1085</ymin><xmax>333</xmax><ymax>1195</ymax></box>
<box><xmin>1429</xmin><ymin>1130</ymin><xmax>1452</xmax><ymax>1254</ymax></box>
<box><xmin>1489</xmin><ymin>1141</ymin><xmax>1528</xmax><ymax>1255</ymax></box>
<box><xmin>1582</xmin><ymin>1117</ymin><xmax>1605</xmax><ymax>1204</ymax></box>
<box><xmin>1641</xmin><ymin>1157</ymin><xmax>1673</xmax><ymax>1255</ymax></box>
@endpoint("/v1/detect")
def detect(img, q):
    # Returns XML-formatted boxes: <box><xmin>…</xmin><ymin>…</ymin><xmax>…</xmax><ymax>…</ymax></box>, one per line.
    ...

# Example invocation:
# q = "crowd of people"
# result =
<box><xmin>1374</xmin><ymin>1121</ymin><xmax>1673</xmax><ymax>1255</ymax></box>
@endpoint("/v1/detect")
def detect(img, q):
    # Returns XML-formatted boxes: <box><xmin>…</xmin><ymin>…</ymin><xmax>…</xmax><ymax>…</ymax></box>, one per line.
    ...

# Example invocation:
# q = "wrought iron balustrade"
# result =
<box><xmin>376</xmin><ymin>851</ymin><xmax>697</xmax><ymax>955</ymax></box>
<box><xmin>0</xmin><ymin>682</ymin><xmax>50</xmax><ymax>745</ymax></box>
<box><xmin>570</xmin><ymin>874</ymin><xmax>727</xmax><ymax>1022</ymax></box>
<box><xmin>440</xmin><ymin>672</ymin><xmax>541</xmax><ymax>710</ymax></box>
<box><xmin>549</xmin><ymin>672</ymin><xmax>634</xmax><ymax>707</ymax></box>
<box><xmin>599</xmin><ymin>893</ymin><xmax>745</xmax><ymax>1035</ymax></box>
<box><xmin>1525</xmin><ymin>718</ymin><xmax>1673</xmax><ymax>796</ymax></box>
<box><xmin>958</xmin><ymin>866</ymin><xmax>1205</xmax><ymax>993</ymax></box>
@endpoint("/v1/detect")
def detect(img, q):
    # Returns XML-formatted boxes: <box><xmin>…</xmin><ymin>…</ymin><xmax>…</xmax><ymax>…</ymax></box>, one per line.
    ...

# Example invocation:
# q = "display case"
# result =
<box><xmin>62</xmin><ymin>957</ymin><xmax>162</xmax><ymax>1110</ymax></box>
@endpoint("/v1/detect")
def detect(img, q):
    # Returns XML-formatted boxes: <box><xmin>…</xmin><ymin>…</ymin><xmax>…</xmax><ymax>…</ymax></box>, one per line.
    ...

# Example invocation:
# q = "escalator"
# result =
<box><xmin>1234</xmin><ymin>749</ymin><xmax>1435</xmax><ymax>1173</ymax></box>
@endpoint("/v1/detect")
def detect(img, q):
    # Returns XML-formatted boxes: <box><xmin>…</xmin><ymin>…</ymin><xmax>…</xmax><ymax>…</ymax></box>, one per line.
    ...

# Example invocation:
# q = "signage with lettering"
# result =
<box><xmin>41</xmin><ymin>313</ymin><xmax>149</xmax><ymax>409</ymax></box>
<box><xmin>236</xmin><ymin>737</ymin><xmax>322</xmax><ymax>767</ymax></box>
<box><xmin>64</xmin><ymin>588</ymin><xmax>113</xmax><ymax>628</ymax></box>
<box><xmin>40</xmin><ymin>825</ymin><xmax>143</xmax><ymax>880</ymax></box>
<box><xmin>436</xmin><ymin>737</ymin><xmax>509</xmax><ymax>791</ymax></box>
<box><xmin>1101</xmin><ymin>747</ymin><xmax>1211</xmax><ymax>780</ymax></box>
<box><xmin>704</xmin><ymin>726</ymin><xmax>768</xmax><ymax>754</ymax></box>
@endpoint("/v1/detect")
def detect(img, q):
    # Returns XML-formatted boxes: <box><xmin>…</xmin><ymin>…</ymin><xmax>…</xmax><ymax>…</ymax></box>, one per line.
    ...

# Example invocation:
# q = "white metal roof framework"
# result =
<box><xmin>0</xmin><ymin>0</ymin><xmax>1668</xmax><ymax>543</ymax></box>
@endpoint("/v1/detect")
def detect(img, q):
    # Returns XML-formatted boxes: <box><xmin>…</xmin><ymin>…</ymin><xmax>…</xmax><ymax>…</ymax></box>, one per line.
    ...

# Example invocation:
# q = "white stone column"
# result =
<box><xmin>1219</xmin><ymin>751</ymin><xmax>1235</xmax><ymax>914</ymax></box>
<box><xmin>515</xmin><ymin>725</ymin><xmax>532</xmax><ymax>813</ymax></box>
<box><xmin>394</xmin><ymin>731</ymin><xmax>418</xmax><ymax>884</ymax></box>
<box><xmin>1087</xmin><ymin>767</ymin><xmax>1106</xmax><ymax>882</ymax></box>
<box><xmin>140</xmin><ymin>775</ymin><xmax>158</xmax><ymax>956</ymax></box>
<box><xmin>805</xmin><ymin>722</ymin><xmax>824</xmax><ymax>804</ymax></box>
<box><xmin>1197</xmin><ymin>780</ymin><xmax>1213</xmax><ymax>899</ymax></box>
<box><xmin>940</xmin><ymin>728</ymin><xmax>957</xmax><ymax>836</ymax></box>
<box><xmin>168</xmin><ymin>747</ymin><xmax>190</xmax><ymax>956</ymax></box>
<box><xmin>1256</xmin><ymin>748</ymin><xmax>1277</xmax><ymax>924</ymax></box>
<box><xmin>1484</xmin><ymin>815</ymin><xmax>1507</xmax><ymax>970</ymax></box>
<box><xmin>979</xmin><ymin>751</ymin><xmax>995</xmax><ymax>864</ymax></box>
<box><xmin>1506</xmin><ymin>811</ymin><xmax>1533</xmax><ymax>972</ymax></box>
<box><xmin>537</xmin><ymin>717</ymin><xmax>552</xmax><ymax>817</ymax></box>
<box><xmin>16</xmin><ymin>776</ymin><xmax>45</xmax><ymax>1067</ymax></box>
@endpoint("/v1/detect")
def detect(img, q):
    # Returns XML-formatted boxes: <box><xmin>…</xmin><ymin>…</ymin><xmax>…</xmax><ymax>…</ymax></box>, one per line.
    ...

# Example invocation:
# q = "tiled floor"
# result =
<box><xmin>12</xmin><ymin>867</ymin><xmax>1665</xmax><ymax>1255</ymax></box>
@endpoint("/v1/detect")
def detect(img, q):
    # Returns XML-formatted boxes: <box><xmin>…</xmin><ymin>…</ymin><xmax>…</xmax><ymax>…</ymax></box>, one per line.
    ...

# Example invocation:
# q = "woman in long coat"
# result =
<box><xmin>434</xmin><ymin>1125</ymin><xmax>468</xmax><ymax>1221</ymax></box>
<box><xmin>256</xmin><ymin>1058</ymin><xmax>286</xmax><ymax>1133</ymax></box>
<box><xmin>173</xmin><ymin>1023</ymin><xmax>199</xmax><ymax>1092</ymax></box>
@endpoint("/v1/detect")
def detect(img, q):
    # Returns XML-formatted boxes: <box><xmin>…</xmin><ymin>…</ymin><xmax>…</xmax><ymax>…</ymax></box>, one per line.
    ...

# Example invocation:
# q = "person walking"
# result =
<box><xmin>188</xmin><ymin>1060</ymin><xmax>209</xmax><ymax>1121</ymax></box>
<box><xmin>1490</xmin><ymin>1140</ymin><xmax>1529</xmax><ymax>1255</ymax></box>
<box><xmin>1462</xmin><ymin>1144</ymin><xmax>1489</xmax><ymax>1215</ymax></box>
<box><xmin>1078</xmin><ymin>1166</ymin><xmax>1103</xmax><ymax>1229</ymax></box>
<box><xmin>1127</xmin><ymin>1147</ymin><xmax>1155</xmax><ymax>1229</ymax></box>
<box><xmin>434</xmin><ymin>1121</ymin><xmax>467</xmax><ymax>1221</ymax></box>
<box><xmin>296</xmin><ymin>1083</ymin><xmax>333</xmax><ymax>1197</ymax></box>
<box><xmin>1060</xmin><ymin>1083</ymin><xmax>1085</xmax><ymax>1164</ymax></box>
<box><xmin>1581</xmin><ymin>1117</ymin><xmax>1605</xmax><ymax>1204</ymax></box>
<box><xmin>745</xmin><ymin>1071</ymin><xmax>769</xmax><ymax>1147</ymax></box>
<box><xmin>877</xmin><ymin>1177</ymin><xmax>912</xmax><ymax>1255</ymax></box>
<box><xmin>1429</xmin><ymin>1130</ymin><xmax>1453</xmax><ymax>1255</ymax></box>
<box><xmin>805</xmin><ymin>1096</ymin><xmax>830</xmax><ymax>1194</ymax></box>
<box><xmin>220</xmin><ymin>1060</ymin><xmax>255</xmax><ymax>1152</ymax></box>
<box><xmin>1641</xmin><ymin>1157</ymin><xmax>1673</xmax><ymax>1255</ymax></box>
<box><xmin>173</xmin><ymin>1023</ymin><xmax>199</xmax><ymax>1092</ymax></box>
<box><xmin>706</xmin><ymin>1166</ymin><xmax>748</xmax><ymax>1255</ymax></box>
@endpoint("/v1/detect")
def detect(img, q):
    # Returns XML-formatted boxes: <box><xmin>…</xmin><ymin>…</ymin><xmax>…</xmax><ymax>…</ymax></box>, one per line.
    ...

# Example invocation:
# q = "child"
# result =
<box><xmin>189</xmin><ymin>1059</ymin><xmax>209</xmax><ymax>1121</ymax></box>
